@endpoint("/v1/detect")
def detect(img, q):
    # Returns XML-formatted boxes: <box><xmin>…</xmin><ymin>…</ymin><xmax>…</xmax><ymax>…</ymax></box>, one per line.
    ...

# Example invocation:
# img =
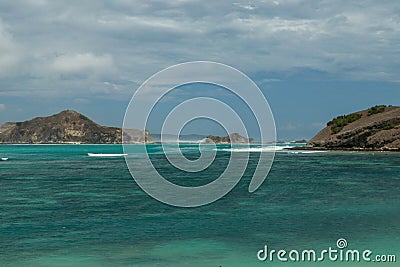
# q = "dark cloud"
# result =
<box><xmin>1</xmin><ymin>0</ymin><xmax>399</xmax><ymax>99</ymax></box>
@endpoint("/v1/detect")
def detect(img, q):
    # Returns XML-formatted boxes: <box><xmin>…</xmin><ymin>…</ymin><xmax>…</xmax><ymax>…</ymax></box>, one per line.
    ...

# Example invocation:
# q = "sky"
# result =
<box><xmin>0</xmin><ymin>0</ymin><xmax>399</xmax><ymax>140</ymax></box>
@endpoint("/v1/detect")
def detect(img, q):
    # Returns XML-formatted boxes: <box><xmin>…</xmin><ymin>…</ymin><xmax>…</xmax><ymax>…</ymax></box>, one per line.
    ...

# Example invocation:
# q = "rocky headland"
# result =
<box><xmin>306</xmin><ymin>105</ymin><xmax>400</xmax><ymax>151</ymax></box>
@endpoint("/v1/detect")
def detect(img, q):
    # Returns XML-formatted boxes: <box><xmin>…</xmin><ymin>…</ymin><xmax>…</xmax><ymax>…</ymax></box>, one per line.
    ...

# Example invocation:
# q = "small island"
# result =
<box><xmin>202</xmin><ymin>133</ymin><xmax>253</xmax><ymax>144</ymax></box>
<box><xmin>0</xmin><ymin>110</ymin><xmax>150</xmax><ymax>144</ymax></box>
<box><xmin>305</xmin><ymin>105</ymin><xmax>400</xmax><ymax>151</ymax></box>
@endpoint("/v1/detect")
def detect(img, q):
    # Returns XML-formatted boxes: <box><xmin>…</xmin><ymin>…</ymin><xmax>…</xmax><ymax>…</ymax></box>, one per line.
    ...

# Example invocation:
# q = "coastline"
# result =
<box><xmin>2</xmin><ymin>142</ymin><xmax>400</xmax><ymax>153</ymax></box>
<box><xmin>286</xmin><ymin>146</ymin><xmax>400</xmax><ymax>153</ymax></box>
<box><xmin>0</xmin><ymin>142</ymin><xmax>154</xmax><ymax>145</ymax></box>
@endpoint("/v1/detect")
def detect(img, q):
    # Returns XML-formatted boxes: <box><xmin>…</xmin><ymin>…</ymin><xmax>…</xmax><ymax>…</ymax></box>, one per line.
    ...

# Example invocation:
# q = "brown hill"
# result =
<box><xmin>0</xmin><ymin>110</ymin><xmax>149</xmax><ymax>144</ymax></box>
<box><xmin>308</xmin><ymin>105</ymin><xmax>400</xmax><ymax>150</ymax></box>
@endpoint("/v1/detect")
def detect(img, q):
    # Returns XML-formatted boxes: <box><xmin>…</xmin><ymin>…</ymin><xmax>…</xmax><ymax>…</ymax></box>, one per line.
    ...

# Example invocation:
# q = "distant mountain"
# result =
<box><xmin>308</xmin><ymin>105</ymin><xmax>400</xmax><ymax>151</ymax></box>
<box><xmin>150</xmin><ymin>133</ymin><xmax>207</xmax><ymax>142</ymax></box>
<box><xmin>203</xmin><ymin>133</ymin><xmax>254</xmax><ymax>144</ymax></box>
<box><xmin>0</xmin><ymin>110</ymin><xmax>149</xmax><ymax>144</ymax></box>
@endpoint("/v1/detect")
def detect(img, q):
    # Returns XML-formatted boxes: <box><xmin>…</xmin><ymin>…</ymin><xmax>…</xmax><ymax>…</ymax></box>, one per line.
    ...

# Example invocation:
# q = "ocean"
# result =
<box><xmin>0</xmin><ymin>144</ymin><xmax>399</xmax><ymax>266</ymax></box>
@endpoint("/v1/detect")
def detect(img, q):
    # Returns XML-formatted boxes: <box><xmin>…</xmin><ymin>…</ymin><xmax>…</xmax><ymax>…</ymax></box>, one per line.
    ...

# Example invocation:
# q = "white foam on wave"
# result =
<box><xmin>87</xmin><ymin>153</ymin><xmax>127</xmax><ymax>157</ymax></box>
<box><xmin>216</xmin><ymin>146</ymin><xmax>292</xmax><ymax>152</ymax></box>
<box><xmin>288</xmin><ymin>150</ymin><xmax>327</xmax><ymax>154</ymax></box>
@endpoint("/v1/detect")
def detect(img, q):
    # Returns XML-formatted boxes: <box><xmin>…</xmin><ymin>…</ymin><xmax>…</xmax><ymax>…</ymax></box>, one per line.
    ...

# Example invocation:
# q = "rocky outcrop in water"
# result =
<box><xmin>203</xmin><ymin>133</ymin><xmax>253</xmax><ymax>144</ymax></box>
<box><xmin>307</xmin><ymin>105</ymin><xmax>400</xmax><ymax>151</ymax></box>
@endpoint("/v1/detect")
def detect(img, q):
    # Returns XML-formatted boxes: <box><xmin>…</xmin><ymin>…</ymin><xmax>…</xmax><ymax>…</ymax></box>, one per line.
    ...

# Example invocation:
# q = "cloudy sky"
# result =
<box><xmin>0</xmin><ymin>0</ymin><xmax>399</xmax><ymax>139</ymax></box>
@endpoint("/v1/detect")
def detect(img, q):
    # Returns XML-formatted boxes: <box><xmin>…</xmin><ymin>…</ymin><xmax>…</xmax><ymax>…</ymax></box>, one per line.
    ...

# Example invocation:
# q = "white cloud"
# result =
<box><xmin>0</xmin><ymin>104</ymin><xmax>5</xmax><ymax>111</ymax></box>
<box><xmin>0</xmin><ymin>19</ymin><xmax>21</xmax><ymax>76</ymax></box>
<box><xmin>51</xmin><ymin>53</ymin><xmax>114</xmax><ymax>76</ymax></box>
<box><xmin>233</xmin><ymin>2</ymin><xmax>257</xmax><ymax>10</ymax></box>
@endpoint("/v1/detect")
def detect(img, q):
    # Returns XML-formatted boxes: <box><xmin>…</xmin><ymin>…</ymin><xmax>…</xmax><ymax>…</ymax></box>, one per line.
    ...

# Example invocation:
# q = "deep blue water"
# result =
<box><xmin>0</xmin><ymin>145</ymin><xmax>399</xmax><ymax>266</ymax></box>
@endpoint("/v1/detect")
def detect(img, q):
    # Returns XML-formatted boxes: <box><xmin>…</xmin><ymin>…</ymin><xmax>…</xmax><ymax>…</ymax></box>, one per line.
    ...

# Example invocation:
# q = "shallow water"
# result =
<box><xmin>0</xmin><ymin>145</ymin><xmax>399</xmax><ymax>266</ymax></box>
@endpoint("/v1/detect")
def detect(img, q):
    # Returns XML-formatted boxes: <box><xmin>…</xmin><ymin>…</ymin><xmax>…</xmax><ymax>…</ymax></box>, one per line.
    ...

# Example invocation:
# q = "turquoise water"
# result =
<box><xmin>0</xmin><ymin>144</ymin><xmax>399</xmax><ymax>266</ymax></box>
